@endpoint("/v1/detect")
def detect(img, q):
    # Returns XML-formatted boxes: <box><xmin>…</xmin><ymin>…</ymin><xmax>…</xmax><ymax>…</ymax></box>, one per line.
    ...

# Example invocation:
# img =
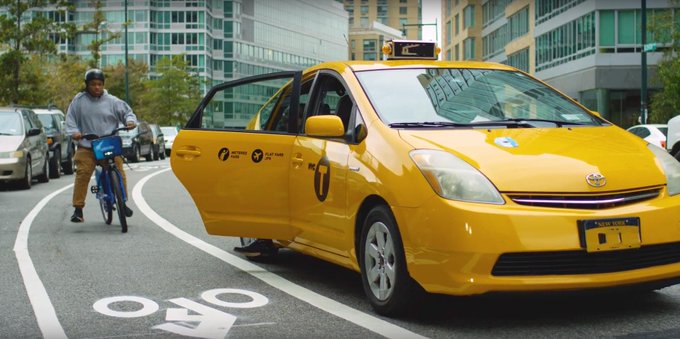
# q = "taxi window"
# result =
<box><xmin>307</xmin><ymin>74</ymin><xmax>354</xmax><ymax>134</ymax></box>
<box><xmin>262</xmin><ymin>80</ymin><xmax>312</xmax><ymax>132</ymax></box>
<box><xmin>355</xmin><ymin>68</ymin><xmax>602</xmax><ymax>127</ymax></box>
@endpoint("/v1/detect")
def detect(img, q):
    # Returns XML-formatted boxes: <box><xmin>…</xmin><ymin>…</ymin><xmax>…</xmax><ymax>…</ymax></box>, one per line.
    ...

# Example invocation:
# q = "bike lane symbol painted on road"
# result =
<box><xmin>153</xmin><ymin>298</ymin><xmax>236</xmax><ymax>338</ymax></box>
<box><xmin>93</xmin><ymin>288</ymin><xmax>269</xmax><ymax>338</ymax></box>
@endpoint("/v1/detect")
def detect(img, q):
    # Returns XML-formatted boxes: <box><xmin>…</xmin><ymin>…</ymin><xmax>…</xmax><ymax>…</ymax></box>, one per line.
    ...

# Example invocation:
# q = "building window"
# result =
<box><xmin>535</xmin><ymin>12</ymin><xmax>595</xmax><ymax>72</ymax></box>
<box><xmin>455</xmin><ymin>14</ymin><xmax>459</xmax><ymax>35</ymax></box>
<box><xmin>446</xmin><ymin>20</ymin><xmax>452</xmax><ymax>44</ymax></box>
<box><xmin>454</xmin><ymin>43</ymin><xmax>459</xmax><ymax>60</ymax></box>
<box><xmin>463</xmin><ymin>5</ymin><xmax>475</xmax><ymax>29</ymax></box>
<box><xmin>361</xmin><ymin>5</ymin><xmax>368</xmax><ymax>15</ymax></box>
<box><xmin>507</xmin><ymin>48</ymin><xmax>529</xmax><ymax>72</ymax></box>
<box><xmin>400</xmin><ymin>7</ymin><xmax>407</xmax><ymax>15</ymax></box>
<box><xmin>360</xmin><ymin>16</ymin><xmax>368</xmax><ymax>27</ymax></box>
<box><xmin>599</xmin><ymin>10</ymin><xmax>615</xmax><ymax>47</ymax></box>
<box><xmin>508</xmin><ymin>6</ymin><xmax>529</xmax><ymax>41</ymax></box>
<box><xmin>363</xmin><ymin>39</ymin><xmax>377</xmax><ymax>60</ymax></box>
<box><xmin>463</xmin><ymin>37</ymin><xmax>475</xmax><ymax>60</ymax></box>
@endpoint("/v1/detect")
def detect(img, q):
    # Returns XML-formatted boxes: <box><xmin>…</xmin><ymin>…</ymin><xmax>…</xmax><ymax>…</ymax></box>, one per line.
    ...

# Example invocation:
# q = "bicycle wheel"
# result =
<box><xmin>109</xmin><ymin>169</ymin><xmax>128</xmax><ymax>233</ymax></box>
<box><xmin>99</xmin><ymin>197</ymin><xmax>113</xmax><ymax>225</ymax></box>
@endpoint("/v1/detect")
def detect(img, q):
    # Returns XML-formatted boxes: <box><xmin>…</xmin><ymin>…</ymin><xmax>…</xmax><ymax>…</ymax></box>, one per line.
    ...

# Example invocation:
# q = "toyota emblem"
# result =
<box><xmin>585</xmin><ymin>173</ymin><xmax>606</xmax><ymax>187</ymax></box>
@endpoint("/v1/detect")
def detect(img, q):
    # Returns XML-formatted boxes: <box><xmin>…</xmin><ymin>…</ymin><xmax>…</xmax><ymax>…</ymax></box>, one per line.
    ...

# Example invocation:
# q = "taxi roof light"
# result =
<box><xmin>382</xmin><ymin>39</ymin><xmax>439</xmax><ymax>60</ymax></box>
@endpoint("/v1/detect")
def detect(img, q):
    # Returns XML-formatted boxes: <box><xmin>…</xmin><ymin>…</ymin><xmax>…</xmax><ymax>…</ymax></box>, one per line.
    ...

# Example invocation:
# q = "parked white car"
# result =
<box><xmin>668</xmin><ymin>115</ymin><xmax>680</xmax><ymax>160</ymax></box>
<box><xmin>160</xmin><ymin>126</ymin><xmax>179</xmax><ymax>156</ymax></box>
<box><xmin>627</xmin><ymin>124</ymin><xmax>668</xmax><ymax>150</ymax></box>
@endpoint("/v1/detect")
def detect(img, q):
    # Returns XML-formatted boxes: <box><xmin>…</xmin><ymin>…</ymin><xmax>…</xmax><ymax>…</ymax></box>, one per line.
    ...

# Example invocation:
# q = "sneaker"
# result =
<box><xmin>70</xmin><ymin>207</ymin><xmax>84</xmax><ymax>223</ymax></box>
<box><xmin>234</xmin><ymin>239</ymin><xmax>277</xmax><ymax>257</ymax></box>
<box><xmin>124</xmin><ymin>206</ymin><xmax>133</xmax><ymax>217</ymax></box>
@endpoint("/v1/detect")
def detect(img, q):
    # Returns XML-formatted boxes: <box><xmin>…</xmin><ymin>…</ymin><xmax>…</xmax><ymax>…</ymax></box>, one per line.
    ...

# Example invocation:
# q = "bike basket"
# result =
<box><xmin>92</xmin><ymin>136</ymin><xmax>123</xmax><ymax>160</ymax></box>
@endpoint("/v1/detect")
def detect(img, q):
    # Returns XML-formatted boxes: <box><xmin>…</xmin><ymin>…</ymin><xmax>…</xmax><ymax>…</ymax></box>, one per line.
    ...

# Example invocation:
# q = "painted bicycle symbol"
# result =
<box><xmin>93</xmin><ymin>288</ymin><xmax>268</xmax><ymax>338</ymax></box>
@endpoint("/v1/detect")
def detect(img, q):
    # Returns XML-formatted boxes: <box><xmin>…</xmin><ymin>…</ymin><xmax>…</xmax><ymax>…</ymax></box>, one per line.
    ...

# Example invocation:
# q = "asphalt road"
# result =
<box><xmin>4</xmin><ymin>158</ymin><xmax>680</xmax><ymax>339</ymax></box>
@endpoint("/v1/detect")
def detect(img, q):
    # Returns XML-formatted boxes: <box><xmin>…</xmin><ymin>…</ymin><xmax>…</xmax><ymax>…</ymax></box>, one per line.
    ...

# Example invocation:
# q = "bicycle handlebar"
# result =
<box><xmin>82</xmin><ymin>126</ymin><xmax>132</xmax><ymax>141</ymax></box>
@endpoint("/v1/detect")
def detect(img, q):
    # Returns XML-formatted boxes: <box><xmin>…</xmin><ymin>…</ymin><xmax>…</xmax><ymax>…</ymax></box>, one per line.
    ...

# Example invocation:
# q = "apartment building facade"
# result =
<box><xmin>5</xmin><ymin>0</ymin><xmax>348</xmax><ymax>128</ymax></box>
<box><xmin>441</xmin><ymin>0</ymin><xmax>676</xmax><ymax>128</ymax></box>
<box><xmin>343</xmin><ymin>0</ymin><xmax>422</xmax><ymax>60</ymax></box>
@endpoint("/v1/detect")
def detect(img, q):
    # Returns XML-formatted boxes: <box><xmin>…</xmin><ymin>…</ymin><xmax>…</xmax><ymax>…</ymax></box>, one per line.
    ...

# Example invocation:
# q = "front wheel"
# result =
<box><xmin>109</xmin><ymin>169</ymin><xmax>128</xmax><ymax>233</ymax></box>
<box><xmin>359</xmin><ymin>205</ymin><xmax>421</xmax><ymax>316</ymax></box>
<box><xmin>99</xmin><ymin>196</ymin><xmax>113</xmax><ymax>225</ymax></box>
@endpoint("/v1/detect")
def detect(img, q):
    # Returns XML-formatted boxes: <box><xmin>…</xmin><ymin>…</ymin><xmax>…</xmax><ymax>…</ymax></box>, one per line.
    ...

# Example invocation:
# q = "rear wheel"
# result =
<box><xmin>49</xmin><ymin>149</ymin><xmax>61</xmax><ymax>179</ymax></box>
<box><xmin>360</xmin><ymin>205</ymin><xmax>422</xmax><ymax>316</ymax></box>
<box><xmin>159</xmin><ymin>144</ymin><xmax>166</xmax><ymax>160</ymax></box>
<box><xmin>109</xmin><ymin>169</ymin><xmax>128</xmax><ymax>233</ymax></box>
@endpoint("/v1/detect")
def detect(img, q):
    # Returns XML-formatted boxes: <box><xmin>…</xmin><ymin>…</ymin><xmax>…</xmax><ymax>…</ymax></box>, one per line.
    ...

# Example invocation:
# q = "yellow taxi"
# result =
<box><xmin>171</xmin><ymin>40</ymin><xmax>680</xmax><ymax>316</ymax></box>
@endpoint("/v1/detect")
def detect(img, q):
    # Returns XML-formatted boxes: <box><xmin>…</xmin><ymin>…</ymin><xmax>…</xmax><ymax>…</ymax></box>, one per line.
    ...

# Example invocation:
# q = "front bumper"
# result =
<box><xmin>395</xmin><ymin>190</ymin><xmax>680</xmax><ymax>296</ymax></box>
<box><xmin>0</xmin><ymin>157</ymin><xmax>27</xmax><ymax>181</ymax></box>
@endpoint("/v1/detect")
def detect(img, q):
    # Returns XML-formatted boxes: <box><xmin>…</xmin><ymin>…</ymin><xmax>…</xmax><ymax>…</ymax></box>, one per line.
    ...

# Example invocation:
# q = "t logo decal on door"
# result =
<box><xmin>314</xmin><ymin>156</ymin><xmax>330</xmax><ymax>202</ymax></box>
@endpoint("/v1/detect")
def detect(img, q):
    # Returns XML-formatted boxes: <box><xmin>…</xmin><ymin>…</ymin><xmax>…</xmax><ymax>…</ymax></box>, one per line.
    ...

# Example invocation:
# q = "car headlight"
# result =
<box><xmin>410</xmin><ymin>150</ymin><xmax>505</xmax><ymax>204</ymax></box>
<box><xmin>647</xmin><ymin>144</ymin><xmax>680</xmax><ymax>196</ymax></box>
<box><xmin>0</xmin><ymin>150</ymin><xmax>24</xmax><ymax>158</ymax></box>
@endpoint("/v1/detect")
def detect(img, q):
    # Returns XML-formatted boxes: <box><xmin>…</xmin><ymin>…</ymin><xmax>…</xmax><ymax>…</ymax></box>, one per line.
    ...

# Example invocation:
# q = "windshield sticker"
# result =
<box><xmin>218</xmin><ymin>148</ymin><xmax>230</xmax><ymax>161</ymax></box>
<box><xmin>311</xmin><ymin>156</ymin><xmax>330</xmax><ymax>202</ymax></box>
<box><xmin>495</xmin><ymin>137</ymin><xmax>518</xmax><ymax>148</ymax></box>
<box><xmin>561</xmin><ymin>114</ymin><xmax>582</xmax><ymax>121</ymax></box>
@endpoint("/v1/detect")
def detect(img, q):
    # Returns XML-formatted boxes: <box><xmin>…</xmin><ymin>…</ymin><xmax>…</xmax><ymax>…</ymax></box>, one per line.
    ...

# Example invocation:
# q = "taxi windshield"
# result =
<box><xmin>355</xmin><ymin>68</ymin><xmax>603</xmax><ymax>128</ymax></box>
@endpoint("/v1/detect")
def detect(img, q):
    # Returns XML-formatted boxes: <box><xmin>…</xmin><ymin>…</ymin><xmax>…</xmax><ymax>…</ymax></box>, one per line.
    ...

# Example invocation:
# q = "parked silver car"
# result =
<box><xmin>0</xmin><ymin>107</ymin><xmax>50</xmax><ymax>189</ymax></box>
<box><xmin>34</xmin><ymin>107</ymin><xmax>76</xmax><ymax>178</ymax></box>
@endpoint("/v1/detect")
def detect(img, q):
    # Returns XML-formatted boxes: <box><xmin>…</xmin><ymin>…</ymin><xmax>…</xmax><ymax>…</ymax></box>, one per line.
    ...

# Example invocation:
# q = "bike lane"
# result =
<box><xmin>19</xmin><ymin>164</ymin><xmax>427</xmax><ymax>338</ymax></box>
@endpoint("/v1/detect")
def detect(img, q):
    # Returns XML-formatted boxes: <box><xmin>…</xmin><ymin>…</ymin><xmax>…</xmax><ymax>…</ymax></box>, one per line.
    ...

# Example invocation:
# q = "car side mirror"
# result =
<box><xmin>305</xmin><ymin>115</ymin><xmax>345</xmax><ymax>138</ymax></box>
<box><xmin>355</xmin><ymin>123</ymin><xmax>368</xmax><ymax>143</ymax></box>
<box><xmin>27</xmin><ymin>128</ymin><xmax>41</xmax><ymax>136</ymax></box>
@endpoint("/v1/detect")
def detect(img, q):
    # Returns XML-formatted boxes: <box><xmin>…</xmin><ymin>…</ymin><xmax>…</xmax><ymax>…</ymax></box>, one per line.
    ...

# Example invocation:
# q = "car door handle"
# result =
<box><xmin>291</xmin><ymin>153</ymin><xmax>304</xmax><ymax>168</ymax></box>
<box><xmin>175</xmin><ymin>148</ymin><xmax>201</xmax><ymax>158</ymax></box>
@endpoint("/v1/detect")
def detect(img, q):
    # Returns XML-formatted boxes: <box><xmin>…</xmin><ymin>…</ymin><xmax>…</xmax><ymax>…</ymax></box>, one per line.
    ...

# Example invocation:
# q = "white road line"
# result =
<box><xmin>133</xmin><ymin>169</ymin><xmax>428</xmax><ymax>339</ymax></box>
<box><xmin>13</xmin><ymin>184</ymin><xmax>72</xmax><ymax>339</ymax></box>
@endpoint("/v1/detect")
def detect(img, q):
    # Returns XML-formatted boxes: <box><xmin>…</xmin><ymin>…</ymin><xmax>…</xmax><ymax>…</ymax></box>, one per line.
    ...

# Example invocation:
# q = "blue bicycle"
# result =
<box><xmin>85</xmin><ymin>127</ymin><xmax>129</xmax><ymax>233</ymax></box>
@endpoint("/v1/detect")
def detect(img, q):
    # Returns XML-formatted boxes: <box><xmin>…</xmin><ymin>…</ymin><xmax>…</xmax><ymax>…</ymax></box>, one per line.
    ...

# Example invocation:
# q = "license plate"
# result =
<box><xmin>578</xmin><ymin>217</ymin><xmax>641</xmax><ymax>252</ymax></box>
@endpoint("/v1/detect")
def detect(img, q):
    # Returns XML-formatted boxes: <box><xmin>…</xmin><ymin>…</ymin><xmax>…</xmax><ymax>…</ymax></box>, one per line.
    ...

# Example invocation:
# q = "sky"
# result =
<box><xmin>421</xmin><ymin>0</ymin><xmax>442</xmax><ymax>46</ymax></box>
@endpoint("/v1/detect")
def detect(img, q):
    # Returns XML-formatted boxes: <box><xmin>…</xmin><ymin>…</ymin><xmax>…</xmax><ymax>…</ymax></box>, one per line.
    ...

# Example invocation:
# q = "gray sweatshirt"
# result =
<box><xmin>65</xmin><ymin>89</ymin><xmax>137</xmax><ymax>148</ymax></box>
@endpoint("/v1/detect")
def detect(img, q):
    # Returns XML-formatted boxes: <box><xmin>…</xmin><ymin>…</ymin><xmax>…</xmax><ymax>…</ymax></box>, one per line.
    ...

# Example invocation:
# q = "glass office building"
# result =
<box><xmin>6</xmin><ymin>0</ymin><xmax>348</xmax><ymax>128</ymax></box>
<box><xmin>442</xmin><ymin>0</ymin><xmax>677</xmax><ymax>128</ymax></box>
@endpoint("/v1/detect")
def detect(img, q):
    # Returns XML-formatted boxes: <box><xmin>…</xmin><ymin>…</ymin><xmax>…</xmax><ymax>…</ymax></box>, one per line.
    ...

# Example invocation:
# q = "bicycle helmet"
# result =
<box><xmin>84</xmin><ymin>68</ymin><xmax>105</xmax><ymax>85</ymax></box>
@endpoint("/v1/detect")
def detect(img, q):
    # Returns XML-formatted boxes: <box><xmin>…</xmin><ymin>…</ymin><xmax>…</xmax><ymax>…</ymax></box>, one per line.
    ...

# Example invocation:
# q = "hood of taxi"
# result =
<box><xmin>0</xmin><ymin>136</ymin><xmax>23</xmax><ymax>153</ymax></box>
<box><xmin>398</xmin><ymin>126</ymin><xmax>666</xmax><ymax>193</ymax></box>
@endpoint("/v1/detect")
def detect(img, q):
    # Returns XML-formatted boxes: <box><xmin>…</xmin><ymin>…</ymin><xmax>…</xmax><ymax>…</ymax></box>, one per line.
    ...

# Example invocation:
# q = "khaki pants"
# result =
<box><xmin>72</xmin><ymin>147</ymin><xmax>128</xmax><ymax>208</ymax></box>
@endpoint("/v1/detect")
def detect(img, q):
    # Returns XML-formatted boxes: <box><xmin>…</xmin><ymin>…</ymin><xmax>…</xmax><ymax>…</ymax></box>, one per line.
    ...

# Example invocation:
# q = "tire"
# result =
<box><xmin>144</xmin><ymin>146</ymin><xmax>153</xmax><ymax>162</ymax></box>
<box><xmin>109</xmin><ymin>169</ymin><xmax>128</xmax><ymax>233</ymax></box>
<box><xmin>159</xmin><ymin>144</ymin><xmax>166</xmax><ymax>160</ymax></box>
<box><xmin>130</xmin><ymin>145</ymin><xmax>140</xmax><ymax>163</ymax></box>
<box><xmin>62</xmin><ymin>144</ymin><xmax>75</xmax><ymax>175</ymax></box>
<box><xmin>674</xmin><ymin>150</ymin><xmax>680</xmax><ymax>162</ymax></box>
<box><xmin>17</xmin><ymin>158</ymin><xmax>32</xmax><ymax>190</ymax></box>
<box><xmin>359</xmin><ymin>205</ymin><xmax>421</xmax><ymax>316</ymax></box>
<box><xmin>152</xmin><ymin>145</ymin><xmax>159</xmax><ymax>161</ymax></box>
<box><xmin>49</xmin><ymin>149</ymin><xmax>61</xmax><ymax>179</ymax></box>
<box><xmin>36</xmin><ymin>153</ymin><xmax>50</xmax><ymax>183</ymax></box>
<box><xmin>99</xmin><ymin>196</ymin><xmax>113</xmax><ymax>225</ymax></box>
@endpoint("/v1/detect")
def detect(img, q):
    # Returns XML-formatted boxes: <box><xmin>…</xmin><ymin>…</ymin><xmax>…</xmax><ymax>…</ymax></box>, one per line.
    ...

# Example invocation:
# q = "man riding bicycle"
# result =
<box><xmin>65</xmin><ymin>68</ymin><xmax>137</xmax><ymax>223</ymax></box>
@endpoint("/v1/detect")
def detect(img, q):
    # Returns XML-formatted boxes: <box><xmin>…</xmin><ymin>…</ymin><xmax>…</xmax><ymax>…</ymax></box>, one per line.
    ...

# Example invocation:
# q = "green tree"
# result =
<box><xmin>83</xmin><ymin>0</ymin><xmax>121</xmax><ymax>69</ymax></box>
<box><xmin>649</xmin><ymin>2</ymin><xmax>680</xmax><ymax>124</ymax></box>
<box><xmin>44</xmin><ymin>54</ymin><xmax>88</xmax><ymax>111</ymax></box>
<box><xmin>137</xmin><ymin>55</ymin><xmax>202</xmax><ymax>125</ymax></box>
<box><xmin>104</xmin><ymin>59</ymin><xmax>148</xmax><ymax>111</ymax></box>
<box><xmin>0</xmin><ymin>0</ymin><xmax>73</xmax><ymax>104</ymax></box>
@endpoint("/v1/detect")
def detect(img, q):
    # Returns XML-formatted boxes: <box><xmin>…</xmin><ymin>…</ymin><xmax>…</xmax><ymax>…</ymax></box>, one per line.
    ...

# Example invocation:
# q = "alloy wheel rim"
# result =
<box><xmin>364</xmin><ymin>221</ymin><xmax>396</xmax><ymax>301</ymax></box>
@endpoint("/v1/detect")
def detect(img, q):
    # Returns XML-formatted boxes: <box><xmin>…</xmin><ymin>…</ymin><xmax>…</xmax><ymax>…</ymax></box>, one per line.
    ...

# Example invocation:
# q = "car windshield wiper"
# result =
<box><xmin>388</xmin><ymin>121</ymin><xmax>472</xmax><ymax>128</ymax></box>
<box><xmin>494</xmin><ymin>118</ymin><xmax>589</xmax><ymax>127</ymax></box>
